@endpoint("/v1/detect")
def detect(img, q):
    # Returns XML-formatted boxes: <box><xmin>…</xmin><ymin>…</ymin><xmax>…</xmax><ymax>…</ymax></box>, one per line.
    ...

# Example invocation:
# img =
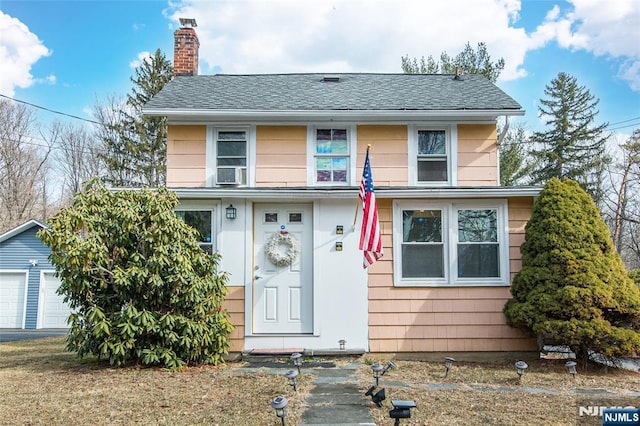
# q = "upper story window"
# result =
<box><xmin>175</xmin><ymin>210</ymin><xmax>214</xmax><ymax>254</ymax></box>
<box><xmin>394</xmin><ymin>200</ymin><xmax>508</xmax><ymax>287</ymax></box>
<box><xmin>216</xmin><ymin>130</ymin><xmax>247</xmax><ymax>185</ymax></box>
<box><xmin>409</xmin><ymin>125</ymin><xmax>456</xmax><ymax>186</ymax></box>
<box><xmin>314</xmin><ymin>128</ymin><xmax>349</xmax><ymax>183</ymax></box>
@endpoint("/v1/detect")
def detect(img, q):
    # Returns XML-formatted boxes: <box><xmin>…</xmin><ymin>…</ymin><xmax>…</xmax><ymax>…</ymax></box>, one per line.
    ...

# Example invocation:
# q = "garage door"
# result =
<box><xmin>40</xmin><ymin>273</ymin><xmax>71</xmax><ymax>329</ymax></box>
<box><xmin>0</xmin><ymin>272</ymin><xmax>27</xmax><ymax>328</ymax></box>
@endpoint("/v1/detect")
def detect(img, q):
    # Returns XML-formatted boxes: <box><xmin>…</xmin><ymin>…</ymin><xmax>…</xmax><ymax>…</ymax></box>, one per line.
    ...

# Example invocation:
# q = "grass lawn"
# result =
<box><xmin>1</xmin><ymin>337</ymin><xmax>638</xmax><ymax>425</ymax></box>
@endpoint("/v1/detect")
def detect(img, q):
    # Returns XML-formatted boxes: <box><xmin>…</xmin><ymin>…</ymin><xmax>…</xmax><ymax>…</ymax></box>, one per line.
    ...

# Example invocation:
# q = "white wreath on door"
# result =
<box><xmin>265</xmin><ymin>232</ymin><xmax>300</xmax><ymax>267</ymax></box>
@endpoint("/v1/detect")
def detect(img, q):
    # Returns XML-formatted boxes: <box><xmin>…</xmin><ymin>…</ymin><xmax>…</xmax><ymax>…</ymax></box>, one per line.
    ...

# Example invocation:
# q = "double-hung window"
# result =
<box><xmin>216</xmin><ymin>130</ymin><xmax>247</xmax><ymax>185</ymax></box>
<box><xmin>409</xmin><ymin>125</ymin><xmax>455</xmax><ymax>185</ymax></box>
<box><xmin>314</xmin><ymin>128</ymin><xmax>349</xmax><ymax>183</ymax></box>
<box><xmin>394</xmin><ymin>201</ymin><xmax>508</xmax><ymax>286</ymax></box>
<box><xmin>176</xmin><ymin>210</ymin><xmax>214</xmax><ymax>254</ymax></box>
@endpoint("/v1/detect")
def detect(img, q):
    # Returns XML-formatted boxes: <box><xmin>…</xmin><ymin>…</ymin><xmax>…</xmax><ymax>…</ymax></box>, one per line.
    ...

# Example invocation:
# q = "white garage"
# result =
<box><xmin>0</xmin><ymin>271</ymin><xmax>27</xmax><ymax>328</ymax></box>
<box><xmin>38</xmin><ymin>272</ymin><xmax>71</xmax><ymax>329</ymax></box>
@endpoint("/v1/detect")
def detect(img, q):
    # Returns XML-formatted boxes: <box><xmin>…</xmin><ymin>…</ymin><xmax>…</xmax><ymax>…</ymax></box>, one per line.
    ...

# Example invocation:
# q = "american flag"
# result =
<box><xmin>359</xmin><ymin>148</ymin><xmax>382</xmax><ymax>268</ymax></box>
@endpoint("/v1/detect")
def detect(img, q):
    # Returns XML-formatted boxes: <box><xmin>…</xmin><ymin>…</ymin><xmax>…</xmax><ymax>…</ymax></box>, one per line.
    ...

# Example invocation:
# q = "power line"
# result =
<box><xmin>0</xmin><ymin>93</ymin><xmax>103</xmax><ymax>126</ymax></box>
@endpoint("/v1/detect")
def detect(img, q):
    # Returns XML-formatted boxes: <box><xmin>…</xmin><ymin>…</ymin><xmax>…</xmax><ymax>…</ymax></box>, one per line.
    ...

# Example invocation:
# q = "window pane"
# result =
<box><xmin>418</xmin><ymin>130</ymin><xmax>446</xmax><ymax>154</ymax></box>
<box><xmin>458</xmin><ymin>209</ymin><xmax>497</xmax><ymax>242</ymax></box>
<box><xmin>402</xmin><ymin>244</ymin><xmax>444</xmax><ymax>278</ymax></box>
<box><xmin>176</xmin><ymin>211</ymin><xmax>212</xmax><ymax>243</ymax></box>
<box><xmin>458</xmin><ymin>244</ymin><xmax>499</xmax><ymax>277</ymax></box>
<box><xmin>331</xmin><ymin>139</ymin><xmax>348</xmax><ymax>154</ymax></box>
<box><xmin>317</xmin><ymin>170</ymin><xmax>331</xmax><ymax>181</ymax></box>
<box><xmin>218</xmin><ymin>131</ymin><xmax>246</xmax><ymax>140</ymax></box>
<box><xmin>332</xmin><ymin>129</ymin><xmax>347</xmax><ymax>141</ymax></box>
<box><xmin>333</xmin><ymin>170</ymin><xmax>347</xmax><ymax>182</ymax></box>
<box><xmin>317</xmin><ymin>129</ymin><xmax>332</xmax><ymax>141</ymax></box>
<box><xmin>332</xmin><ymin>157</ymin><xmax>347</xmax><ymax>170</ymax></box>
<box><xmin>403</xmin><ymin>210</ymin><xmax>442</xmax><ymax>242</ymax></box>
<box><xmin>217</xmin><ymin>158</ymin><xmax>246</xmax><ymax>166</ymax></box>
<box><xmin>316</xmin><ymin>158</ymin><xmax>331</xmax><ymax>170</ymax></box>
<box><xmin>417</xmin><ymin>160</ymin><xmax>447</xmax><ymax>181</ymax></box>
<box><xmin>218</xmin><ymin>141</ymin><xmax>246</xmax><ymax>157</ymax></box>
<box><xmin>316</xmin><ymin>140</ymin><xmax>332</xmax><ymax>154</ymax></box>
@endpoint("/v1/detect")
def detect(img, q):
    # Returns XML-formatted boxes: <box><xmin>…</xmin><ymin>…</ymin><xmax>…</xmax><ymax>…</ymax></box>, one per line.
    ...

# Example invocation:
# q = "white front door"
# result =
<box><xmin>253</xmin><ymin>203</ymin><xmax>313</xmax><ymax>334</ymax></box>
<box><xmin>39</xmin><ymin>272</ymin><xmax>71</xmax><ymax>329</ymax></box>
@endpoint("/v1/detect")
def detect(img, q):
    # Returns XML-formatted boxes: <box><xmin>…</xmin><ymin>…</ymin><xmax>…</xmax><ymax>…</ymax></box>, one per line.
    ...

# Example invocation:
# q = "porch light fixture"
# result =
<box><xmin>270</xmin><ymin>395</ymin><xmax>288</xmax><ymax>426</ymax></box>
<box><xmin>515</xmin><ymin>360</ymin><xmax>528</xmax><ymax>382</ymax></box>
<box><xmin>444</xmin><ymin>356</ymin><xmax>456</xmax><ymax>378</ymax></box>
<box><xmin>389</xmin><ymin>400</ymin><xmax>417</xmax><ymax>425</ymax></box>
<box><xmin>291</xmin><ymin>352</ymin><xmax>303</xmax><ymax>374</ymax></box>
<box><xmin>285</xmin><ymin>369</ymin><xmax>299</xmax><ymax>392</ymax></box>
<box><xmin>339</xmin><ymin>339</ymin><xmax>346</xmax><ymax>350</ymax></box>
<box><xmin>565</xmin><ymin>360</ymin><xmax>577</xmax><ymax>378</ymax></box>
<box><xmin>225</xmin><ymin>204</ymin><xmax>237</xmax><ymax>220</ymax></box>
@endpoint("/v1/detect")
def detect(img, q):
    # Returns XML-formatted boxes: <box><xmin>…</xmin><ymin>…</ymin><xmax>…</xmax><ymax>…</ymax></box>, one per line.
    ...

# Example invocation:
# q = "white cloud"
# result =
<box><xmin>34</xmin><ymin>74</ymin><xmax>57</xmax><ymax>85</ymax></box>
<box><xmin>129</xmin><ymin>51</ymin><xmax>152</xmax><ymax>69</ymax></box>
<box><xmin>530</xmin><ymin>0</ymin><xmax>640</xmax><ymax>90</ymax></box>
<box><xmin>166</xmin><ymin>0</ymin><xmax>532</xmax><ymax>80</ymax></box>
<box><xmin>0</xmin><ymin>11</ymin><xmax>51</xmax><ymax>96</ymax></box>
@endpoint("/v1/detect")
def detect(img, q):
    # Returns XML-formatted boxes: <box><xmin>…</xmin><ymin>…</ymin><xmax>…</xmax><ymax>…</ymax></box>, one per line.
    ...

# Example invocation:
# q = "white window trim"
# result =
<box><xmin>306</xmin><ymin>124</ymin><xmax>357</xmax><ymax>186</ymax></box>
<box><xmin>393</xmin><ymin>199</ymin><xmax>509</xmax><ymax>287</ymax></box>
<box><xmin>408</xmin><ymin>123</ymin><xmax>458</xmax><ymax>186</ymax></box>
<box><xmin>207</xmin><ymin>126</ymin><xmax>255</xmax><ymax>187</ymax></box>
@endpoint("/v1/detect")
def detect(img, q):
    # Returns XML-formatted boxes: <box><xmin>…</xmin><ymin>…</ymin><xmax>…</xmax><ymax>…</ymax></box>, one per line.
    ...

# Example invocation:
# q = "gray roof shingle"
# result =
<box><xmin>144</xmin><ymin>73</ymin><xmax>522</xmax><ymax>112</ymax></box>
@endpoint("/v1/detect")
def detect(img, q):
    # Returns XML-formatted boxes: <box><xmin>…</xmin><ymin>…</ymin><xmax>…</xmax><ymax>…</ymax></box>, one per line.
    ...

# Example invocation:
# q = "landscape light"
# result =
<box><xmin>515</xmin><ymin>360</ymin><xmax>528</xmax><ymax>382</ymax></box>
<box><xmin>364</xmin><ymin>387</ymin><xmax>386</xmax><ymax>407</ymax></box>
<box><xmin>444</xmin><ymin>356</ymin><xmax>456</xmax><ymax>378</ymax></box>
<box><xmin>291</xmin><ymin>352</ymin><xmax>303</xmax><ymax>374</ymax></box>
<box><xmin>389</xmin><ymin>400</ymin><xmax>417</xmax><ymax>425</ymax></box>
<box><xmin>565</xmin><ymin>360</ymin><xmax>577</xmax><ymax>378</ymax></box>
<box><xmin>339</xmin><ymin>339</ymin><xmax>346</xmax><ymax>350</ymax></box>
<box><xmin>270</xmin><ymin>395</ymin><xmax>288</xmax><ymax>426</ymax></box>
<box><xmin>371</xmin><ymin>362</ymin><xmax>385</xmax><ymax>386</ymax></box>
<box><xmin>284</xmin><ymin>369</ymin><xmax>299</xmax><ymax>391</ymax></box>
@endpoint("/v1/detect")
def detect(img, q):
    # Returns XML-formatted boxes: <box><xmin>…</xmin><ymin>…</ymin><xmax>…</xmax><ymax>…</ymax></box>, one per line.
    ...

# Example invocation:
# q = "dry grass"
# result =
<box><xmin>1</xmin><ymin>338</ymin><xmax>638</xmax><ymax>425</ymax></box>
<box><xmin>358</xmin><ymin>357</ymin><xmax>640</xmax><ymax>425</ymax></box>
<box><xmin>0</xmin><ymin>337</ymin><xmax>311</xmax><ymax>425</ymax></box>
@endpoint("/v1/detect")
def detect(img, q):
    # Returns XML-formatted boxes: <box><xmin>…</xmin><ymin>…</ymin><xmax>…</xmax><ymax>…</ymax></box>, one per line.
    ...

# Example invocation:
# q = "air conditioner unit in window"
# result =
<box><xmin>217</xmin><ymin>167</ymin><xmax>246</xmax><ymax>185</ymax></box>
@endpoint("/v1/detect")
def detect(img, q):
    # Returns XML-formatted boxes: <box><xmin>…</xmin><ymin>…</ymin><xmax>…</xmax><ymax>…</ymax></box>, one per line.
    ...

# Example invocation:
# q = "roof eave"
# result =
<box><xmin>143</xmin><ymin>108</ymin><xmax>525</xmax><ymax>123</ymax></box>
<box><xmin>165</xmin><ymin>186</ymin><xmax>541</xmax><ymax>200</ymax></box>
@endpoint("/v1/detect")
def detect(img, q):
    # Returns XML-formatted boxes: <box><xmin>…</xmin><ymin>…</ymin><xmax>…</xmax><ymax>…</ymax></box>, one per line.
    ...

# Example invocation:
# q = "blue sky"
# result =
<box><xmin>1</xmin><ymin>0</ymin><xmax>639</xmax><ymax>142</ymax></box>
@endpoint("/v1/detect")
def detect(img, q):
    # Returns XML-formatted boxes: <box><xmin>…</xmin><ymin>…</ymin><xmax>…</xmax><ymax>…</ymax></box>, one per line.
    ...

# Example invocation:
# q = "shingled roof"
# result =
<box><xmin>144</xmin><ymin>73</ymin><xmax>522</xmax><ymax>114</ymax></box>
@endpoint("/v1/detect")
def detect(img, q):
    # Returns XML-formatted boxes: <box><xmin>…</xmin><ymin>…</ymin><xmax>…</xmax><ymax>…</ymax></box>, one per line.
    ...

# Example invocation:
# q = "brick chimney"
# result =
<box><xmin>174</xmin><ymin>18</ymin><xmax>199</xmax><ymax>77</ymax></box>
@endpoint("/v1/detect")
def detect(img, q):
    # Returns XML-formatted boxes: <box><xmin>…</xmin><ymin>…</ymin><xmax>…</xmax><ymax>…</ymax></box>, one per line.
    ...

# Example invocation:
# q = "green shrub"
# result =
<box><xmin>38</xmin><ymin>180</ymin><xmax>233</xmax><ymax>368</ymax></box>
<box><xmin>504</xmin><ymin>178</ymin><xmax>640</xmax><ymax>361</ymax></box>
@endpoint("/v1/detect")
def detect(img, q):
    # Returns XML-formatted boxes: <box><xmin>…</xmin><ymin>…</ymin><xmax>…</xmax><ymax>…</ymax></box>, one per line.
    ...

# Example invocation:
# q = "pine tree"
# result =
<box><xmin>99</xmin><ymin>49</ymin><xmax>173</xmax><ymax>187</ymax></box>
<box><xmin>504</xmin><ymin>178</ymin><xmax>640</xmax><ymax>363</ymax></box>
<box><xmin>401</xmin><ymin>42</ymin><xmax>505</xmax><ymax>83</ymax></box>
<box><xmin>530</xmin><ymin>72</ymin><xmax>610</xmax><ymax>203</ymax></box>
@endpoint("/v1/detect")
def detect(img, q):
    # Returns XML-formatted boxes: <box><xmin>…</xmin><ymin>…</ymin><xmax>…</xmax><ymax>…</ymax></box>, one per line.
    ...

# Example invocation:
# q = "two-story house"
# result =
<box><xmin>143</xmin><ymin>20</ymin><xmax>540</xmax><ymax>355</ymax></box>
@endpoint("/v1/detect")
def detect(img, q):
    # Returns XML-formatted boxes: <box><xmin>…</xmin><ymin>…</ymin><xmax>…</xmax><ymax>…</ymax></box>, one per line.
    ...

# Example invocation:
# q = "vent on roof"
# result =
<box><xmin>321</xmin><ymin>75</ymin><xmax>341</xmax><ymax>83</ymax></box>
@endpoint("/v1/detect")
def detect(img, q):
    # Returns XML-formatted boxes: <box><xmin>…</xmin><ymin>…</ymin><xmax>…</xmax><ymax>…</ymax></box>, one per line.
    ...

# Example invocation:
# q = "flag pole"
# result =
<box><xmin>354</xmin><ymin>144</ymin><xmax>371</xmax><ymax>228</ymax></box>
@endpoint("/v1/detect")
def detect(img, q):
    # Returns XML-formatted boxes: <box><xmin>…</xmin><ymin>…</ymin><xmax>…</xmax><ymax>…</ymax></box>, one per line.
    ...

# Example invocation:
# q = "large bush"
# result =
<box><xmin>504</xmin><ymin>178</ymin><xmax>640</xmax><ymax>361</ymax></box>
<box><xmin>38</xmin><ymin>180</ymin><xmax>233</xmax><ymax>368</ymax></box>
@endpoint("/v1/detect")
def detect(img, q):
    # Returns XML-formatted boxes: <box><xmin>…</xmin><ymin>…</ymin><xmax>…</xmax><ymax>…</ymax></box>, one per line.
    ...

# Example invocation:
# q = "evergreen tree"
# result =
<box><xmin>529</xmin><ymin>72</ymin><xmax>610</xmax><ymax>203</ymax></box>
<box><xmin>99</xmin><ymin>49</ymin><xmax>173</xmax><ymax>187</ymax></box>
<box><xmin>401</xmin><ymin>42</ymin><xmax>505</xmax><ymax>82</ymax></box>
<box><xmin>504</xmin><ymin>178</ymin><xmax>640</xmax><ymax>363</ymax></box>
<box><xmin>499</xmin><ymin>124</ymin><xmax>536</xmax><ymax>186</ymax></box>
<box><xmin>38</xmin><ymin>179</ymin><xmax>233</xmax><ymax>368</ymax></box>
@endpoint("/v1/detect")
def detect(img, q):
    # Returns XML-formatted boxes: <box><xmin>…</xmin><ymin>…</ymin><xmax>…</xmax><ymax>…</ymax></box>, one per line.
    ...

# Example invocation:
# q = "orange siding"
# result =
<box><xmin>367</xmin><ymin>197</ymin><xmax>537</xmax><ymax>353</ymax></box>
<box><xmin>167</xmin><ymin>125</ymin><xmax>207</xmax><ymax>187</ymax></box>
<box><xmin>223</xmin><ymin>286</ymin><xmax>245</xmax><ymax>353</ymax></box>
<box><xmin>457</xmin><ymin>124</ymin><xmax>498</xmax><ymax>186</ymax></box>
<box><xmin>357</xmin><ymin>125</ymin><xmax>408</xmax><ymax>187</ymax></box>
<box><xmin>508</xmin><ymin>197</ymin><xmax>533</xmax><ymax>281</ymax></box>
<box><xmin>255</xmin><ymin>126</ymin><xmax>307</xmax><ymax>186</ymax></box>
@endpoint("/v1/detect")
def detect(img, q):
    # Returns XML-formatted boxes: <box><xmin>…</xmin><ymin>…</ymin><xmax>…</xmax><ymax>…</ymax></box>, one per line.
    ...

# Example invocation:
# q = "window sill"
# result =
<box><xmin>394</xmin><ymin>280</ymin><xmax>510</xmax><ymax>288</ymax></box>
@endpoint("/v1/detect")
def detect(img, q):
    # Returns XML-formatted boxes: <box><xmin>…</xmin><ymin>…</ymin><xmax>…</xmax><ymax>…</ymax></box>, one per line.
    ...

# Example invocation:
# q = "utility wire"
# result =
<box><xmin>0</xmin><ymin>93</ymin><xmax>103</xmax><ymax>126</ymax></box>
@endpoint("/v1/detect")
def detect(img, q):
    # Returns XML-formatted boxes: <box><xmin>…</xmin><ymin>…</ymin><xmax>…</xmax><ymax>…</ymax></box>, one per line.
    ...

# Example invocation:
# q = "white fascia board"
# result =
<box><xmin>171</xmin><ymin>186</ymin><xmax>542</xmax><ymax>200</ymax></box>
<box><xmin>143</xmin><ymin>108</ymin><xmax>525</xmax><ymax>123</ymax></box>
<box><xmin>0</xmin><ymin>219</ymin><xmax>47</xmax><ymax>244</ymax></box>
